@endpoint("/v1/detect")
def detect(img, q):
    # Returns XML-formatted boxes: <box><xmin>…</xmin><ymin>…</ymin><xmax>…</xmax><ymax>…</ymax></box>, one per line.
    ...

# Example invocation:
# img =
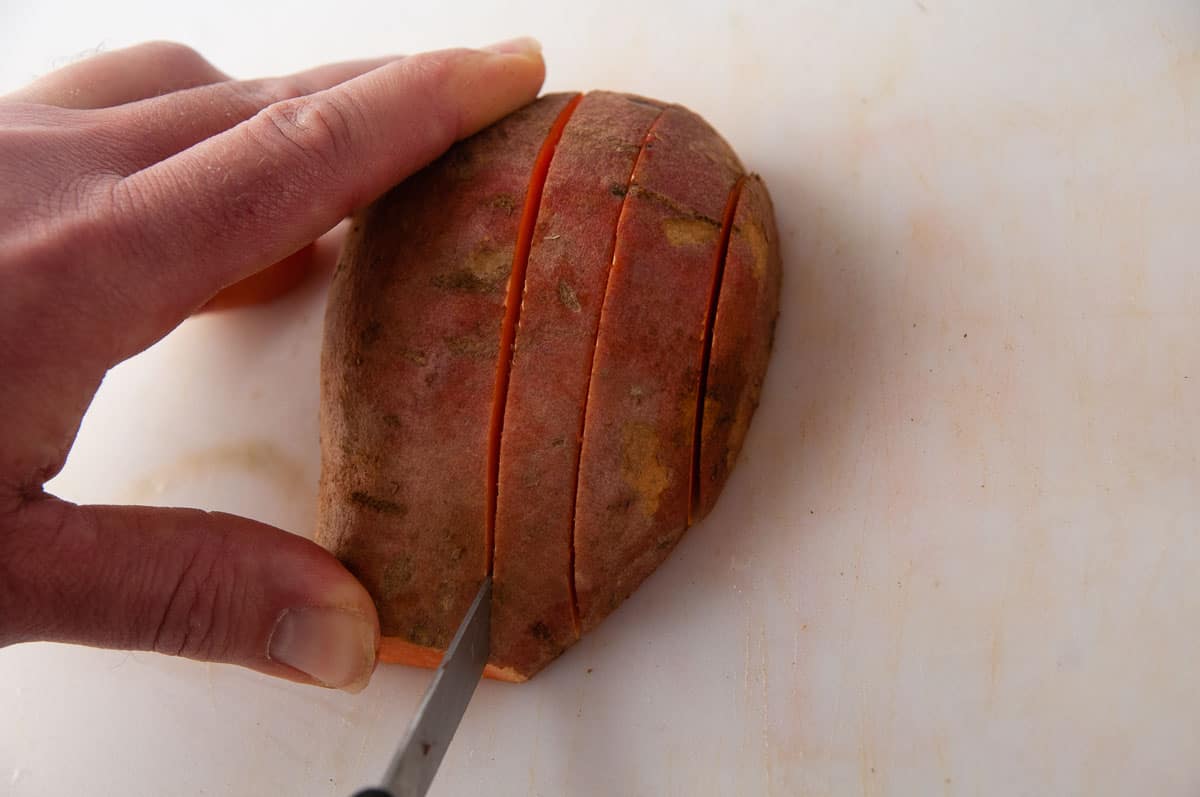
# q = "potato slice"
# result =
<box><xmin>493</xmin><ymin>92</ymin><xmax>665</xmax><ymax>677</ymax></box>
<box><xmin>573</xmin><ymin>106</ymin><xmax>744</xmax><ymax>632</ymax></box>
<box><xmin>316</xmin><ymin>94</ymin><xmax>576</xmax><ymax>660</ymax></box>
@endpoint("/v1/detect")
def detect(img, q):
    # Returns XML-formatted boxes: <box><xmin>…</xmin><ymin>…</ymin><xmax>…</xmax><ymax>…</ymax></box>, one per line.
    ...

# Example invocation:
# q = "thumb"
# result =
<box><xmin>1</xmin><ymin>497</ymin><xmax>379</xmax><ymax>691</ymax></box>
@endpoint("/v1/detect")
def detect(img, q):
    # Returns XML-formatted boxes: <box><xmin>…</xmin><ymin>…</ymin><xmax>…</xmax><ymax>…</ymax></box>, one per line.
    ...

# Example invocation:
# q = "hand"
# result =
<box><xmin>0</xmin><ymin>39</ymin><xmax>544</xmax><ymax>691</ymax></box>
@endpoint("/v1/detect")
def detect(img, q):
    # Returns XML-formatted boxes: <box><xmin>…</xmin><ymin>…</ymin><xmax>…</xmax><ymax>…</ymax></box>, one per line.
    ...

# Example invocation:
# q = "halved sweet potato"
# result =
<box><xmin>316</xmin><ymin>94</ymin><xmax>575</xmax><ymax>656</ymax></box>
<box><xmin>317</xmin><ymin>92</ymin><xmax>778</xmax><ymax>681</ymax></box>
<box><xmin>492</xmin><ymin>92</ymin><xmax>664</xmax><ymax>677</ymax></box>
<box><xmin>572</xmin><ymin>106</ymin><xmax>744</xmax><ymax>632</ymax></box>
<box><xmin>694</xmin><ymin>175</ymin><xmax>781</xmax><ymax>521</ymax></box>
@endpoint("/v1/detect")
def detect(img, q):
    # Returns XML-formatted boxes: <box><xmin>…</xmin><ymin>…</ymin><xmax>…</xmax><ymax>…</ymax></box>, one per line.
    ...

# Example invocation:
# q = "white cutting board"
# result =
<box><xmin>3</xmin><ymin>1</ymin><xmax>1199</xmax><ymax>795</ymax></box>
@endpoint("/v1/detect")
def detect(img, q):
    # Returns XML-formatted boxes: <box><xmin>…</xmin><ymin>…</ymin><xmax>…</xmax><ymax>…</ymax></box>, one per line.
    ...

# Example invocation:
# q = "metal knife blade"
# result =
<box><xmin>352</xmin><ymin>576</ymin><xmax>492</xmax><ymax>797</ymax></box>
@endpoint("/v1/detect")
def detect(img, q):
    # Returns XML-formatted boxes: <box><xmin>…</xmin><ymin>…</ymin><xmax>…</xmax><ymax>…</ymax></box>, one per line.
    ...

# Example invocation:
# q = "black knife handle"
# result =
<box><xmin>351</xmin><ymin>790</ymin><xmax>392</xmax><ymax>797</ymax></box>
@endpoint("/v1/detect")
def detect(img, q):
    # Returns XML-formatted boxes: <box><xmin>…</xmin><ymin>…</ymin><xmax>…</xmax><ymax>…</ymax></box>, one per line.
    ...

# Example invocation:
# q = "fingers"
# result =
<box><xmin>99</xmin><ymin>56</ymin><xmax>401</xmax><ymax>174</ymax></box>
<box><xmin>1</xmin><ymin>497</ymin><xmax>380</xmax><ymax>691</ymax></box>
<box><xmin>101</xmin><ymin>43</ymin><xmax>544</xmax><ymax>361</ymax></box>
<box><xmin>4</xmin><ymin>41</ymin><xmax>229</xmax><ymax>109</ymax></box>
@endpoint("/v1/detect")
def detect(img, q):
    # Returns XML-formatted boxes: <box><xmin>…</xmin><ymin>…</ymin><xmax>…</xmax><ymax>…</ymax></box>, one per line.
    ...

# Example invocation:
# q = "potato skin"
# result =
<box><xmin>695</xmin><ymin>176</ymin><xmax>781</xmax><ymax>521</ymax></box>
<box><xmin>316</xmin><ymin>94</ymin><xmax>575</xmax><ymax>651</ymax></box>
<box><xmin>493</xmin><ymin>92</ymin><xmax>665</xmax><ymax>677</ymax></box>
<box><xmin>317</xmin><ymin>92</ymin><xmax>779</xmax><ymax>681</ymax></box>
<box><xmin>572</xmin><ymin>106</ymin><xmax>743</xmax><ymax>633</ymax></box>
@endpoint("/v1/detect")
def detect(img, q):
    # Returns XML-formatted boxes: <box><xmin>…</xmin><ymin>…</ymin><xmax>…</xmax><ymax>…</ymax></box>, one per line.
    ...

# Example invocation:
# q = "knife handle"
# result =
<box><xmin>351</xmin><ymin>790</ymin><xmax>392</xmax><ymax>797</ymax></box>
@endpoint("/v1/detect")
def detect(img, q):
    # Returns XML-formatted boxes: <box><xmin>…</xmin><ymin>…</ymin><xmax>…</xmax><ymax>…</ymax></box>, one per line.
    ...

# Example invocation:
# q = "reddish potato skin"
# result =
<box><xmin>316</xmin><ymin>94</ymin><xmax>575</xmax><ymax>652</ymax></box>
<box><xmin>493</xmin><ymin>92</ymin><xmax>665</xmax><ymax>677</ymax></box>
<box><xmin>695</xmin><ymin>176</ymin><xmax>782</xmax><ymax>521</ymax></box>
<box><xmin>573</xmin><ymin>106</ymin><xmax>744</xmax><ymax>632</ymax></box>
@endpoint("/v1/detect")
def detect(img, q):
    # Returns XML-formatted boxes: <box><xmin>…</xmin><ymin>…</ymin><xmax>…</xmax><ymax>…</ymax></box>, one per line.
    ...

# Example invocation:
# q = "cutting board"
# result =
<box><xmin>3</xmin><ymin>1</ymin><xmax>1199</xmax><ymax>794</ymax></box>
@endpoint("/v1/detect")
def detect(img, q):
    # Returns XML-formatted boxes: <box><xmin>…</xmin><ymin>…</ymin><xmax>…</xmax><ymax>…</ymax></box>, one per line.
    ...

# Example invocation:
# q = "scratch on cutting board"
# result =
<box><xmin>119</xmin><ymin>439</ymin><xmax>310</xmax><ymax>505</ymax></box>
<box><xmin>859</xmin><ymin>707</ymin><xmax>879</xmax><ymax>797</ymax></box>
<box><xmin>843</xmin><ymin>28</ymin><xmax>916</xmax><ymax>175</ymax></box>
<box><xmin>888</xmin><ymin>561</ymin><xmax>915</xmax><ymax>677</ymax></box>
<box><xmin>987</xmin><ymin>618</ymin><xmax>1004</xmax><ymax>709</ymax></box>
<box><xmin>738</xmin><ymin>610</ymin><xmax>753</xmax><ymax>782</ymax></box>
<box><xmin>527</xmin><ymin>696</ymin><xmax>543</xmax><ymax>794</ymax></box>
<box><xmin>1159</xmin><ymin>21</ymin><xmax>1200</xmax><ymax>106</ymax></box>
<box><xmin>351</xmin><ymin>688</ymin><xmax>385</xmax><ymax>775</ymax></box>
<box><xmin>933</xmin><ymin>735</ymin><xmax>955</xmax><ymax>795</ymax></box>
<box><xmin>759</xmin><ymin>622</ymin><xmax>773</xmax><ymax>795</ymax></box>
<box><xmin>204</xmin><ymin>662</ymin><xmax>217</xmax><ymax>711</ymax></box>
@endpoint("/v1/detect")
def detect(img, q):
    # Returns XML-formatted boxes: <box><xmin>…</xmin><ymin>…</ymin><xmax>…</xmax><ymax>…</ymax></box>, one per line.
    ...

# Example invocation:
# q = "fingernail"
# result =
<box><xmin>268</xmin><ymin>607</ymin><xmax>376</xmax><ymax>692</ymax></box>
<box><xmin>484</xmin><ymin>36</ymin><xmax>542</xmax><ymax>56</ymax></box>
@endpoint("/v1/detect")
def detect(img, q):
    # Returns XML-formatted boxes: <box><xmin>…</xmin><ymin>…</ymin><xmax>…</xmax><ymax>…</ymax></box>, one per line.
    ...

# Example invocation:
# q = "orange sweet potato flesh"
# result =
<box><xmin>573</xmin><ymin>106</ymin><xmax>744</xmax><ymax>632</ymax></box>
<box><xmin>200</xmin><ymin>244</ymin><xmax>315</xmax><ymax>312</ymax></box>
<box><xmin>316</xmin><ymin>94</ymin><xmax>575</xmax><ymax>661</ymax></box>
<box><xmin>694</xmin><ymin>175</ymin><xmax>782</xmax><ymax>521</ymax></box>
<box><xmin>493</xmin><ymin>93</ymin><xmax>665</xmax><ymax>677</ymax></box>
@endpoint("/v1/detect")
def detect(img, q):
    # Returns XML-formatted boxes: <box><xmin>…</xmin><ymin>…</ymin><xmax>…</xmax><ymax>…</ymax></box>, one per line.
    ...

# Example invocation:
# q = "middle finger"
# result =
<box><xmin>96</xmin><ymin>56</ymin><xmax>402</xmax><ymax>176</ymax></box>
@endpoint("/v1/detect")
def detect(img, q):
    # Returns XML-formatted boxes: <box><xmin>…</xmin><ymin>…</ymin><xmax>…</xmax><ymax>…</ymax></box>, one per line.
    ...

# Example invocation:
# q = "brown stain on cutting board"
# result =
<box><xmin>120</xmin><ymin>440</ymin><xmax>310</xmax><ymax>505</ymax></box>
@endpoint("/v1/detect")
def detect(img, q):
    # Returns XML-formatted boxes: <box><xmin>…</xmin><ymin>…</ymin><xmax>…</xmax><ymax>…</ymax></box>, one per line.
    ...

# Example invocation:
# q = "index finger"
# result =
<box><xmin>103</xmin><ymin>42</ymin><xmax>545</xmax><ymax>361</ymax></box>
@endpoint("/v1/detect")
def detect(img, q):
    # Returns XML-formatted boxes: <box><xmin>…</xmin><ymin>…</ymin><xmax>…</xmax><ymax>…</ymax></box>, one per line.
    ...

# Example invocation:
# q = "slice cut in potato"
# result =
<box><xmin>694</xmin><ymin>175</ymin><xmax>782</xmax><ymax>522</ymax></box>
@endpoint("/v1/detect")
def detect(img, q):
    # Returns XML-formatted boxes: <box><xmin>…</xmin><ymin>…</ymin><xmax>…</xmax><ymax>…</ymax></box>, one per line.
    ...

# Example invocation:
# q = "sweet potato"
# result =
<box><xmin>317</xmin><ymin>92</ymin><xmax>778</xmax><ymax>681</ymax></box>
<box><xmin>200</xmin><ymin>243</ymin><xmax>315</xmax><ymax>312</ymax></box>
<box><xmin>493</xmin><ymin>92</ymin><xmax>664</xmax><ymax>677</ymax></box>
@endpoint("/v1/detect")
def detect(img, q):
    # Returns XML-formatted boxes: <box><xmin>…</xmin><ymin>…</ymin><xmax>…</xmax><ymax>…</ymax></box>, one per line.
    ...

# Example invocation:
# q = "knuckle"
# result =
<box><xmin>256</xmin><ymin>75</ymin><xmax>310</xmax><ymax>105</ymax></box>
<box><xmin>151</xmin><ymin>521</ymin><xmax>239</xmax><ymax>661</ymax></box>
<box><xmin>224</xmin><ymin>76</ymin><xmax>304</xmax><ymax>120</ymax></box>
<box><xmin>252</xmin><ymin>93</ymin><xmax>357</xmax><ymax>175</ymax></box>
<box><xmin>134</xmin><ymin>40</ymin><xmax>212</xmax><ymax>77</ymax></box>
<box><xmin>0</xmin><ymin>499</ymin><xmax>72</xmax><ymax>646</ymax></box>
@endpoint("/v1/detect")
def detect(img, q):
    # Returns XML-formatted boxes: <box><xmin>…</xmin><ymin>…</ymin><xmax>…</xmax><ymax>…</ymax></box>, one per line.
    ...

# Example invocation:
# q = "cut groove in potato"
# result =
<box><xmin>694</xmin><ymin>174</ymin><xmax>781</xmax><ymax>520</ymax></box>
<box><xmin>690</xmin><ymin>176</ymin><xmax>746</xmax><ymax>524</ymax></box>
<box><xmin>486</xmin><ymin>93</ymin><xmax>584</xmax><ymax>573</ymax></box>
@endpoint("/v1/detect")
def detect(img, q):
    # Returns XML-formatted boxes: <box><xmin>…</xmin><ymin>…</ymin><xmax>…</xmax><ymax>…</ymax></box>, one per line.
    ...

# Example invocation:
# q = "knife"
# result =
<box><xmin>351</xmin><ymin>576</ymin><xmax>492</xmax><ymax>797</ymax></box>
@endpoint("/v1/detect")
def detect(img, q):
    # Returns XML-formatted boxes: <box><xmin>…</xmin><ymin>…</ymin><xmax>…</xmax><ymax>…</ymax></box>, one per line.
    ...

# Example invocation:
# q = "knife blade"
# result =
<box><xmin>352</xmin><ymin>575</ymin><xmax>492</xmax><ymax>797</ymax></box>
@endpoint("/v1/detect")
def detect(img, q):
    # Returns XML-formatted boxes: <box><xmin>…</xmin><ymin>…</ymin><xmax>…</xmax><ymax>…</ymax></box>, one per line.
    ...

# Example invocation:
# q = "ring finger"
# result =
<box><xmin>3</xmin><ymin>40</ymin><xmax>229</xmax><ymax>109</ymax></box>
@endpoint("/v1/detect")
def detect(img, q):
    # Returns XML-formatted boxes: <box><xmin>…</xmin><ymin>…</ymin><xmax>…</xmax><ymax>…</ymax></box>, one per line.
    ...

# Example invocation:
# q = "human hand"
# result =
<box><xmin>0</xmin><ymin>38</ymin><xmax>544</xmax><ymax>691</ymax></box>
